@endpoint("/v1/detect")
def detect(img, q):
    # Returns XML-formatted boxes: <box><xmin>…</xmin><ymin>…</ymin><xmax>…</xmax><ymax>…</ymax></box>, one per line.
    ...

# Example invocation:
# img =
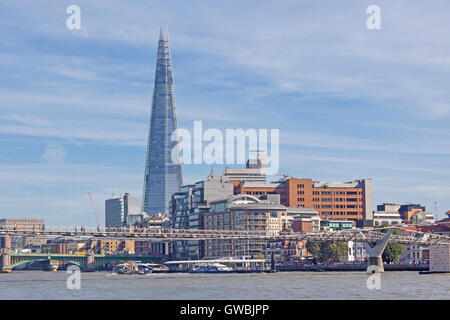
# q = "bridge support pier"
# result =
<box><xmin>82</xmin><ymin>250</ymin><xmax>96</xmax><ymax>272</ymax></box>
<box><xmin>363</xmin><ymin>229</ymin><xmax>393</xmax><ymax>273</ymax></box>
<box><xmin>1</xmin><ymin>252</ymin><xmax>12</xmax><ymax>273</ymax></box>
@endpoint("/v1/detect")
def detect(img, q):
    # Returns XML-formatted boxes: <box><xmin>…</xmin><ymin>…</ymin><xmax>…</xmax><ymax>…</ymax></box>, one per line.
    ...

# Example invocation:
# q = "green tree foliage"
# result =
<box><xmin>306</xmin><ymin>240</ymin><xmax>321</xmax><ymax>258</ymax></box>
<box><xmin>319</xmin><ymin>241</ymin><xmax>348</xmax><ymax>264</ymax></box>
<box><xmin>306</xmin><ymin>240</ymin><xmax>348</xmax><ymax>263</ymax></box>
<box><xmin>382</xmin><ymin>242</ymin><xmax>404</xmax><ymax>263</ymax></box>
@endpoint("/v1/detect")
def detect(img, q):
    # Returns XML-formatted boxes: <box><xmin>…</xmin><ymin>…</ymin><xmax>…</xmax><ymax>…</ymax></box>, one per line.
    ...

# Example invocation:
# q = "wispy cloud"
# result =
<box><xmin>41</xmin><ymin>142</ymin><xmax>67</xmax><ymax>163</ymax></box>
<box><xmin>0</xmin><ymin>0</ymin><xmax>449</xmax><ymax>223</ymax></box>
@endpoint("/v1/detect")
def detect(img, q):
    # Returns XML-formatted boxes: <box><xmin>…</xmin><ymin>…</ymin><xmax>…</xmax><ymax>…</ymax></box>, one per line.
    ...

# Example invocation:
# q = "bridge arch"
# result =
<box><xmin>93</xmin><ymin>260</ymin><xmax>115</xmax><ymax>269</ymax></box>
<box><xmin>11</xmin><ymin>257</ymin><xmax>86</xmax><ymax>269</ymax></box>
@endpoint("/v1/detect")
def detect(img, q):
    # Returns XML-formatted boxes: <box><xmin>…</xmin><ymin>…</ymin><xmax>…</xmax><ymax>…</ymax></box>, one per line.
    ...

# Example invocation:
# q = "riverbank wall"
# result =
<box><xmin>277</xmin><ymin>263</ymin><xmax>429</xmax><ymax>272</ymax></box>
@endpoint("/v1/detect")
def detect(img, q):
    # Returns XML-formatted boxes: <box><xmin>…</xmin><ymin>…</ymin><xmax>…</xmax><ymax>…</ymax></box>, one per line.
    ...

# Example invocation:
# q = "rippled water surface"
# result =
<box><xmin>0</xmin><ymin>271</ymin><xmax>449</xmax><ymax>299</ymax></box>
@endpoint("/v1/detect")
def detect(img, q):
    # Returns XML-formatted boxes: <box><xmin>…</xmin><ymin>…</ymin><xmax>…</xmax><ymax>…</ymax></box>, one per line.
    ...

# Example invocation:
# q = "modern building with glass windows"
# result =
<box><xmin>142</xmin><ymin>28</ymin><xmax>183</xmax><ymax>215</ymax></box>
<box><xmin>105</xmin><ymin>193</ymin><xmax>141</xmax><ymax>227</ymax></box>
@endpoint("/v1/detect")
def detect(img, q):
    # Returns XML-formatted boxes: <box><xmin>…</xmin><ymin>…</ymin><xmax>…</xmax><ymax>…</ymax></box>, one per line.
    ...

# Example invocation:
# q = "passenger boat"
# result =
<box><xmin>113</xmin><ymin>263</ymin><xmax>153</xmax><ymax>275</ymax></box>
<box><xmin>136</xmin><ymin>263</ymin><xmax>153</xmax><ymax>274</ymax></box>
<box><xmin>146</xmin><ymin>263</ymin><xmax>169</xmax><ymax>273</ymax></box>
<box><xmin>190</xmin><ymin>263</ymin><xmax>233</xmax><ymax>273</ymax></box>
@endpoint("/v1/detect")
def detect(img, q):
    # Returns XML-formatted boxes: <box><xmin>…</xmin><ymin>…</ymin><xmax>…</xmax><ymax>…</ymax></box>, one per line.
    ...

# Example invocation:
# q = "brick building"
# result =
<box><xmin>0</xmin><ymin>218</ymin><xmax>44</xmax><ymax>231</ymax></box>
<box><xmin>236</xmin><ymin>177</ymin><xmax>372</xmax><ymax>222</ymax></box>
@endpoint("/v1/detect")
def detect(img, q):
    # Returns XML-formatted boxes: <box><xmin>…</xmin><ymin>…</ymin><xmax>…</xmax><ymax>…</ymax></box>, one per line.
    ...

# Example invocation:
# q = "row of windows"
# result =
<box><xmin>312</xmin><ymin>191</ymin><xmax>362</xmax><ymax>195</ymax></box>
<box><xmin>334</xmin><ymin>205</ymin><xmax>362</xmax><ymax>209</ymax></box>
<box><xmin>310</xmin><ymin>198</ymin><xmax>362</xmax><ymax>203</ymax></box>
<box><xmin>319</xmin><ymin>210</ymin><xmax>360</xmax><ymax>216</ymax></box>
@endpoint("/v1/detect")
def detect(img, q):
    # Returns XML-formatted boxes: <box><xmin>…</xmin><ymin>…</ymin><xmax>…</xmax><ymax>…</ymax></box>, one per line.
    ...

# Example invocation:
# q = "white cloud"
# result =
<box><xmin>41</xmin><ymin>142</ymin><xmax>67</xmax><ymax>163</ymax></box>
<box><xmin>1</xmin><ymin>0</ymin><xmax>450</xmax><ymax>223</ymax></box>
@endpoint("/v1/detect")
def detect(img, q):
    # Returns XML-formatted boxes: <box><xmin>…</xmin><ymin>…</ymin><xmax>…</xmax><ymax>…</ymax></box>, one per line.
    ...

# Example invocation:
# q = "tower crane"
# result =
<box><xmin>88</xmin><ymin>192</ymin><xmax>103</xmax><ymax>232</ymax></box>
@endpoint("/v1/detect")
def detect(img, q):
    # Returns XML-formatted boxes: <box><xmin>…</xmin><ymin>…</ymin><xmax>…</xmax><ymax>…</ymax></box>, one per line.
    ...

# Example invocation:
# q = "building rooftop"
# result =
<box><xmin>312</xmin><ymin>181</ymin><xmax>361</xmax><ymax>188</ymax></box>
<box><xmin>240</xmin><ymin>182</ymin><xmax>283</xmax><ymax>188</ymax></box>
<box><xmin>286</xmin><ymin>207</ymin><xmax>319</xmax><ymax>215</ymax></box>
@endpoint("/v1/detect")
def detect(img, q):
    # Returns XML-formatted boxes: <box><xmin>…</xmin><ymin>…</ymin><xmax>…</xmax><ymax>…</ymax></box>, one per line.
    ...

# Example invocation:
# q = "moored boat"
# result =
<box><xmin>113</xmin><ymin>263</ymin><xmax>153</xmax><ymax>275</ymax></box>
<box><xmin>146</xmin><ymin>263</ymin><xmax>169</xmax><ymax>273</ymax></box>
<box><xmin>190</xmin><ymin>263</ymin><xmax>233</xmax><ymax>273</ymax></box>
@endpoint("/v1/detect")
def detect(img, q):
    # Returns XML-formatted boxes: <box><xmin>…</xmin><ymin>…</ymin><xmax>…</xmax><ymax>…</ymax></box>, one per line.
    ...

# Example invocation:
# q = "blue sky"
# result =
<box><xmin>0</xmin><ymin>0</ymin><xmax>449</xmax><ymax>226</ymax></box>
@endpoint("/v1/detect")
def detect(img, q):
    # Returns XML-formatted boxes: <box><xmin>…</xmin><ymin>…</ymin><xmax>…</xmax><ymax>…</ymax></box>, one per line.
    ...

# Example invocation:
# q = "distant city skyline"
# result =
<box><xmin>0</xmin><ymin>1</ymin><xmax>449</xmax><ymax>225</ymax></box>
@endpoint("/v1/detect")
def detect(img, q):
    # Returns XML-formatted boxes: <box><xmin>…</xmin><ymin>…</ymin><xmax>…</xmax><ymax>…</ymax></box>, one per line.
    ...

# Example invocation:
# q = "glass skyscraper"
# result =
<box><xmin>142</xmin><ymin>28</ymin><xmax>183</xmax><ymax>215</ymax></box>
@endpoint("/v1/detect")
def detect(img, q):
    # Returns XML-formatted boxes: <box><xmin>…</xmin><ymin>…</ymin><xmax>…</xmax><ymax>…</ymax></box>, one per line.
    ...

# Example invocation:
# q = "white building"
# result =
<box><xmin>347</xmin><ymin>241</ymin><xmax>369</xmax><ymax>262</ymax></box>
<box><xmin>105</xmin><ymin>193</ymin><xmax>141</xmax><ymax>227</ymax></box>
<box><xmin>223</xmin><ymin>150</ymin><xmax>267</xmax><ymax>183</ymax></box>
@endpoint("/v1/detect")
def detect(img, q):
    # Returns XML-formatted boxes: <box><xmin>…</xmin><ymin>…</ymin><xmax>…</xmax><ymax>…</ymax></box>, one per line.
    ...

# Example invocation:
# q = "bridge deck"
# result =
<box><xmin>0</xmin><ymin>226</ymin><xmax>449</xmax><ymax>245</ymax></box>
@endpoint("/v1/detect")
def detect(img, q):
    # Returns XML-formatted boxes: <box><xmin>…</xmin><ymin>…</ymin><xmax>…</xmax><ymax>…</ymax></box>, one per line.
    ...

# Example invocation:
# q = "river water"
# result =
<box><xmin>0</xmin><ymin>271</ymin><xmax>448</xmax><ymax>299</ymax></box>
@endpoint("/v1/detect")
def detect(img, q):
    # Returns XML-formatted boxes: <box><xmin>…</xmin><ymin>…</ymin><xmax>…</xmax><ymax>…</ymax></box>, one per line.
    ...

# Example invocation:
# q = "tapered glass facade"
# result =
<box><xmin>142</xmin><ymin>28</ymin><xmax>183</xmax><ymax>215</ymax></box>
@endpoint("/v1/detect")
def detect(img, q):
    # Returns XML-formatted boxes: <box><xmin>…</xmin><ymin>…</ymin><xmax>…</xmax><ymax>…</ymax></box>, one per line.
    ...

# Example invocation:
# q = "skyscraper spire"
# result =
<box><xmin>142</xmin><ymin>28</ymin><xmax>183</xmax><ymax>215</ymax></box>
<box><xmin>159</xmin><ymin>26</ymin><xmax>164</xmax><ymax>41</ymax></box>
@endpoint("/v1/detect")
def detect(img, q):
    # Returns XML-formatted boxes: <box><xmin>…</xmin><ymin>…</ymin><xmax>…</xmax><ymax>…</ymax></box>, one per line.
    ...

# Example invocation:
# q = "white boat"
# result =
<box><xmin>136</xmin><ymin>263</ymin><xmax>153</xmax><ymax>274</ymax></box>
<box><xmin>146</xmin><ymin>263</ymin><xmax>169</xmax><ymax>273</ymax></box>
<box><xmin>113</xmin><ymin>263</ymin><xmax>152</xmax><ymax>275</ymax></box>
<box><xmin>190</xmin><ymin>263</ymin><xmax>233</xmax><ymax>273</ymax></box>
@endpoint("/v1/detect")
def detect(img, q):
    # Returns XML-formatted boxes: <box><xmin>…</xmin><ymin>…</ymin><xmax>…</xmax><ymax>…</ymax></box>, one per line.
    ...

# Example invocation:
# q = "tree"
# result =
<box><xmin>319</xmin><ymin>241</ymin><xmax>348</xmax><ymax>264</ymax></box>
<box><xmin>306</xmin><ymin>240</ymin><xmax>348</xmax><ymax>264</ymax></box>
<box><xmin>306</xmin><ymin>240</ymin><xmax>321</xmax><ymax>258</ymax></box>
<box><xmin>382</xmin><ymin>242</ymin><xmax>404</xmax><ymax>263</ymax></box>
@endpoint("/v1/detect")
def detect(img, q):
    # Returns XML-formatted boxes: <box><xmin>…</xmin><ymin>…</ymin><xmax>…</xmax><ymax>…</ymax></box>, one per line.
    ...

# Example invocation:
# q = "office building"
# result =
<box><xmin>142</xmin><ymin>28</ymin><xmax>183</xmax><ymax>215</ymax></box>
<box><xmin>203</xmin><ymin>193</ymin><xmax>319</xmax><ymax>259</ymax></box>
<box><xmin>105</xmin><ymin>193</ymin><xmax>141</xmax><ymax>227</ymax></box>
<box><xmin>0</xmin><ymin>218</ymin><xmax>44</xmax><ymax>231</ymax></box>
<box><xmin>237</xmin><ymin>177</ymin><xmax>373</xmax><ymax>222</ymax></box>
<box><xmin>224</xmin><ymin>151</ymin><xmax>267</xmax><ymax>192</ymax></box>
<box><xmin>0</xmin><ymin>236</ymin><xmax>11</xmax><ymax>250</ymax></box>
<box><xmin>170</xmin><ymin>170</ymin><xmax>234</xmax><ymax>259</ymax></box>
<box><xmin>373</xmin><ymin>203</ymin><xmax>435</xmax><ymax>226</ymax></box>
<box><xmin>87</xmin><ymin>239</ymin><xmax>135</xmax><ymax>255</ymax></box>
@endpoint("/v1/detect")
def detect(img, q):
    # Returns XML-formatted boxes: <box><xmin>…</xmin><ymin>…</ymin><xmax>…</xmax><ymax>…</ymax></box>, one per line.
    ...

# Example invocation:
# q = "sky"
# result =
<box><xmin>0</xmin><ymin>0</ymin><xmax>449</xmax><ymax>226</ymax></box>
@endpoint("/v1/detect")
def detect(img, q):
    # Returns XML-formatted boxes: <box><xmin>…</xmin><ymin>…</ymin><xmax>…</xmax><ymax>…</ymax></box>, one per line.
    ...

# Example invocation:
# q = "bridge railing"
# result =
<box><xmin>1</xmin><ymin>225</ymin><xmax>450</xmax><ymax>244</ymax></box>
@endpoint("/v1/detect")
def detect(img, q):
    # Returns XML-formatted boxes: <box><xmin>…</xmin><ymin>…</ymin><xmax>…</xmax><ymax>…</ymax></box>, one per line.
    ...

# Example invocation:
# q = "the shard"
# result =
<box><xmin>142</xmin><ymin>27</ymin><xmax>183</xmax><ymax>215</ymax></box>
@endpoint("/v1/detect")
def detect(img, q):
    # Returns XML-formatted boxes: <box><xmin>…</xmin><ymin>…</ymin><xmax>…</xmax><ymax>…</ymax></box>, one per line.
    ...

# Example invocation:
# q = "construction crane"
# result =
<box><xmin>88</xmin><ymin>192</ymin><xmax>103</xmax><ymax>232</ymax></box>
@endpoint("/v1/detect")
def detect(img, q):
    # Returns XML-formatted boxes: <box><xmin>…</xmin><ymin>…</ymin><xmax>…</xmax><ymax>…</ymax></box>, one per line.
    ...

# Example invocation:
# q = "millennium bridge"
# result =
<box><xmin>1</xmin><ymin>226</ymin><xmax>449</xmax><ymax>273</ymax></box>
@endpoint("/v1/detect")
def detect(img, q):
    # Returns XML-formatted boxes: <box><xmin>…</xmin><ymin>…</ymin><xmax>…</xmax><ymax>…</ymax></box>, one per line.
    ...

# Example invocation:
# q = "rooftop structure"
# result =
<box><xmin>224</xmin><ymin>151</ymin><xmax>267</xmax><ymax>192</ymax></box>
<box><xmin>373</xmin><ymin>203</ymin><xmax>434</xmax><ymax>226</ymax></box>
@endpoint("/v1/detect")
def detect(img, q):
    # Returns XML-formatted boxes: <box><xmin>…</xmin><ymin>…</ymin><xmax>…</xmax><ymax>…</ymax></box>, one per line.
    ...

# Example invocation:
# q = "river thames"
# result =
<box><xmin>0</xmin><ymin>271</ymin><xmax>449</xmax><ymax>299</ymax></box>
